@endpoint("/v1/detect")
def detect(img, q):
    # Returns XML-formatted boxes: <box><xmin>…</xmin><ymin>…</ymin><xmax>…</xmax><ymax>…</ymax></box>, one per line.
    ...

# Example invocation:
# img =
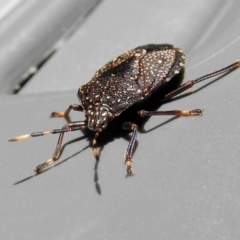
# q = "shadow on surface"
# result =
<box><xmin>94</xmin><ymin>160</ymin><xmax>102</xmax><ymax>195</ymax></box>
<box><xmin>13</xmin><ymin>67</ymin><xmax>232</xmax><ymax>191</ymax></box>
<box><xmin>14</xmin><ymin>136</ymin><xmax>88</xmax><ymax>185</ymax></box>
<box><xmin>13</xmin><ymin>70</ymin><xmax>184</xmax><ymax>186</ymax></box>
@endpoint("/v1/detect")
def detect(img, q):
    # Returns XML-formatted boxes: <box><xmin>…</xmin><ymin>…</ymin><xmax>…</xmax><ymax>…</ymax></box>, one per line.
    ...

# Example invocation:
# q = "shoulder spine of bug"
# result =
<box><xmin>9</xmin><ymin>44</ymin><xmax>240</xmax><ymax>177</ymax></box>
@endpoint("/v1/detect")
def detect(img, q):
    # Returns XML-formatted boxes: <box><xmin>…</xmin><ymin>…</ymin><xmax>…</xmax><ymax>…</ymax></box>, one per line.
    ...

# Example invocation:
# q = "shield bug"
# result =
<box><xmin>9</xmin><ymin>44</ymin><xmax>240</xmax><ymax>176</ymax></box>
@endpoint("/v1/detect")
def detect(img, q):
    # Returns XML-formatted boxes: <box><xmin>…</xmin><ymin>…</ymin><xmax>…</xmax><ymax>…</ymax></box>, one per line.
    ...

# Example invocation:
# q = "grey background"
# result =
<box><xmin>1</xmin><ymin>0</ymin><xmax>240</xmax><ymax>239</ymax></box>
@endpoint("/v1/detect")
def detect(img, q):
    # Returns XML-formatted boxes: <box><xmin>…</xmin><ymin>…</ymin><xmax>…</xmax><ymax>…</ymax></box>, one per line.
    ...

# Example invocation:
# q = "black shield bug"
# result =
<box><xmin>9</xmin><ymin>44</ymin><xmax>240</xmax><ymax>176</ymax></box>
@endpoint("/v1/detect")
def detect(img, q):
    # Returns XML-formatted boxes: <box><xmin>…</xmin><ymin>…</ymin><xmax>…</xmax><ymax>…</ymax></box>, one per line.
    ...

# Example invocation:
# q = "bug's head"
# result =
<box><xmin>85</xmin><ymin>105</ymin><xmax>114</xmax><ymax>131</ymax></box>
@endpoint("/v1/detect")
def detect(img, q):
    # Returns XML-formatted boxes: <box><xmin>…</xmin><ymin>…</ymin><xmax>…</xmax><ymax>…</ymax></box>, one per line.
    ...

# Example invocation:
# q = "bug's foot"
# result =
<box><xmin>177</xmin><ymin>109</ymin><xmax>204</xmax><ymax>116</ymax></box>
<box><xmin>125</xmin><ymin>160</ymin><xmax>134</xmax><ymax>177</ymax></box>
<box><xmin>93</xmin><ymin>147</ymin><xmax>99</xmax><ymax>159</ymax></box>
<box><xmin>34</xmin><ymin>165</ymin><xmax>44</xmax><ymax>174</ymax></box>
<box><xmin>236</xmin><ymin>59</ymin><xmax>240</xmax><ymax>67</ymax></box>
<box><xmin>50</xmin><ymin>111</ymin><xmax>65</xmax><ymax>118</ymax></box>
<box><xmin>34</xmin><ymin>158</ymin><xmax>54</xmax><ymax>174</ymax></box>
<box><xmin>189</xmin><ymin>109</ymin><xmax>204</xmax><ymax>116</ymax></box>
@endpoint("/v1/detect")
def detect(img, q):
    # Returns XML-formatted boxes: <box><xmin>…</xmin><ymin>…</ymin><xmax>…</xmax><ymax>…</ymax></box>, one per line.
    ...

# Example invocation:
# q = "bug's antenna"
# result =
<box><xmin>8</xmin><ymin>121</ymin><xmax>87</xmax><ymax>142</ymax></box>
<box><xmin>8</xmin><ymin>129</ymin><xmax>72</xmax><ymax>142</ymax></box>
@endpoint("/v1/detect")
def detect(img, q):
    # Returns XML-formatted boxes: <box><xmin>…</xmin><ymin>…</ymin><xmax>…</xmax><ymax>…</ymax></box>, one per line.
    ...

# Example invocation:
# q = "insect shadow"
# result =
<box><xmin>13</xmin><ymin>70</ymin><xmax>184</xmax><ymax>193</ymax></box>
<box><xmin>13</xmin><ymin>136</ymin><xmax>88</xmax><ymax>184</ymax></box>
<box><xmin>17</xmin><ymin>66</ymin><xmax>236</xmax><ymax>189</ymax></box>
<box><xmin>13</xmin><ymin>65</ymin><xmax>234</xmax><ymax>195</ymax></box>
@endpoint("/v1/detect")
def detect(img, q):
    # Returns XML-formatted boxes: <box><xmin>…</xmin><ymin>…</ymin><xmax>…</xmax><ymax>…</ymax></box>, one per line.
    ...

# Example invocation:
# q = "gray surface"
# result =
<box><xmin>0</xmin><ymin>0</ymin><xmax>99</xmax><ymax>94</ymax></box>
<box><xmin>0</xmin><ymin>0</ymin><xmax>23</xmax><ymax>21</ymax></box>
<box><xmin>21</xmin><ymin>0</ymin><xmax>239</xmax><ymax>94</ymax></box>
<box><xmin>1</xmin><ymin>0</ymin><xmax>240</xmax><ymax>239</ymax></box>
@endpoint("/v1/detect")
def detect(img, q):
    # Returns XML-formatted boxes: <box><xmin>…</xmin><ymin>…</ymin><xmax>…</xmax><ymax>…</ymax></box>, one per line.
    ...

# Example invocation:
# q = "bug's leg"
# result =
<box><xmin>9</xmin><ymin>121</ymin><xmax>87</xmax><ymax>173</ymax></box>
<box><xmin>91</xmin><ymin>129</ymin><xmax>103</xmax><ymax>160</ymax></box>
<box><xmin>122</xmin><ymin>122</ymin><xmax>138</xmax><ymax>177</ymax></box>
<box><xmin>34</xmin><ymin>121</ymin><xmax>87</xmax><ymax>173</ymax></box>
<box><xmin>50</xmin><ymin>104</ymin><xmax>83</xmax><ymax>118</ymax></box>
<box><xmin>138</xmin><ymin>109</ymin><xmax>204</xmax><ymax>118</ymax></box>
<box><xmin>92</xmin><ymin>135</ymin><xmax>99</xmax><ymax>160</ymax></box>
<box><xmin>164</xmin><ymin>60</ymin><xmax>240</xmax><ymax>100</ymax></box>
